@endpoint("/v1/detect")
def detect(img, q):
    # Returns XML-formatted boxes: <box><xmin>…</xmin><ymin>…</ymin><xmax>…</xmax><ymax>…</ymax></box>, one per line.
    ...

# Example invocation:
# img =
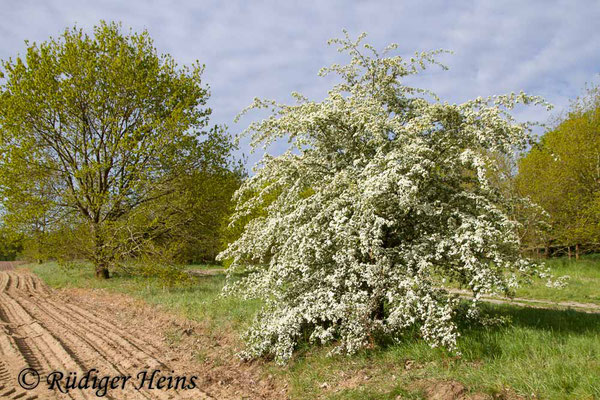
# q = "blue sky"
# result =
<box><xmin>2</xmin><ymin>0</ymin><xmax>599</xmax><ymax>170</ymax></box>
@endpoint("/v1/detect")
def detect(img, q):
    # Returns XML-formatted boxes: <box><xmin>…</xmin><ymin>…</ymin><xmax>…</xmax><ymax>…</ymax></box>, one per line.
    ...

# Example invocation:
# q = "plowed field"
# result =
<box><xmin>0</xmin><ymin>266</ymin><xmax>210</xmax><ymax>399</ymax></box>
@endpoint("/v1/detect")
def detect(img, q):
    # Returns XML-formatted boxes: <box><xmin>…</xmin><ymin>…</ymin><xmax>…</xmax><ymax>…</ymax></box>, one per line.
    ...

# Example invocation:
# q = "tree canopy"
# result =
<box><xmin>517</xmin><ymin>85</ymin><xmax>600</xmax><ymax>257</ymax></box>
<box><xmin>219</xmin><ymin>32</ymin><xmax>558</xmax><ymax>363</ymax></box>
<box><xmin>0</xmin><ymin>22</ymin><xmax>240</xmax><ymax>276</ymax></box>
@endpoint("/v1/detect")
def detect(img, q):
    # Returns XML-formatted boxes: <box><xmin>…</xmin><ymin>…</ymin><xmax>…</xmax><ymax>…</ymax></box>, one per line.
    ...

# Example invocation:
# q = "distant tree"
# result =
<box><xmin>517</xmin><ymin>85</ymin><xmax>600</xmax><ymax>258</ymax></box>
<box><xmin>0</xmin><ymin>22</ymin><xmax>238</xmax><ymax>277</ymax></box>
<box><xmin>174</xmin><ymin>168</ymin><xmax>244</xmax><ymax>263</ymax></box>
<box><xmin>110</xmin><ymin>160</ymin><xmax>244</xmax><ymax>266</ymax></box>
<box><xmin>219</xmin><ymin>33</ymin><xmax>559</xmax><ymax>363</ymax></box>
<box><xmin>485</xmin><ymin>153</ymin><xmax>549</xmax><ymax>256</ymax></box>
<box><xmin>0</xmin><ymin>226</ymin><xmax>22</xmax><ymax>261</ymax></box>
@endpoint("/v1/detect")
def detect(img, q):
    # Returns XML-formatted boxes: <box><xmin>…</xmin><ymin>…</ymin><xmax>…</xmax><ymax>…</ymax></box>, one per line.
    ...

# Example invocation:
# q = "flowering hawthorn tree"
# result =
<box><xmin>218</xmin><ymin>33</ymin><xmax>556</xmax><ymax>363</ymax></box>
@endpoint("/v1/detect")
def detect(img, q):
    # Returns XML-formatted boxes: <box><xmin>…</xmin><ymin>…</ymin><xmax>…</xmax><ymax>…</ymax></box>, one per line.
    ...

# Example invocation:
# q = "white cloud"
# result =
<box><xmin>1</xmin><ymin>0</ymin><xmax>599</xmax><ymax>169</ymax></box>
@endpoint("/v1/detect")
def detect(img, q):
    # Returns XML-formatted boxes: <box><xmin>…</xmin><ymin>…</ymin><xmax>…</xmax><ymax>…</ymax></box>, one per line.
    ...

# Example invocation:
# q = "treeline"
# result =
<box><xmin>0</xmin><ymin>168</ymin><xmax>242</xmax><ymax>264</ymax></box>
<box><xmin>517</xmin><ymin>85</ymin><xmax>600</xmax><ymax>259</ymax></box>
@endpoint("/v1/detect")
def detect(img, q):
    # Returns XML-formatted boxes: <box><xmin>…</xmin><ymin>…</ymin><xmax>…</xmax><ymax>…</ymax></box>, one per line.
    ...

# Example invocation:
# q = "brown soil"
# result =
<box><xmin>0</xmin><ymin>261</ymin><xmax>28</xmax><ymax>271</ymax></box>
<box><xmin>411</xmin><ymin>379</ymin><xmax>524</xmax><ymax>400</ymax></box>
<box><xmin>0</xmin><ymin>267</ymin><xmax>286</xmax><ymax>400</ymax></box>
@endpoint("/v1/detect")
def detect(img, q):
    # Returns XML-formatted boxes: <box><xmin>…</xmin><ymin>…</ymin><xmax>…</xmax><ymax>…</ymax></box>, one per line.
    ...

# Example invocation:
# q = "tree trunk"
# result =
<box><xmin>372</xmin><ymin>299</ymin><xmax>385</xmax><ymax>320</ymax></box>
<box><xmin>576</xmin><ymin>243</ymin><xmax>580</xmax><ymax>261</ymax></box>
<box><xmin>544</xmin><ymin>243</ymin><xmax>550</xmax><ymax>259</ymax></box>
<box><xmin>568</xmin><ymin>246</ymin><xmax>572</xmax><ymax>260</ymax></box>
<box><xmin>92</xmin><ymin>223</ymin><xmax>110</xmax><ymax>279</ymax></box>
<box><xmin>95</xmin><ymin>263</ymin><xmax>110</xmax><ymax>279</ymax></box>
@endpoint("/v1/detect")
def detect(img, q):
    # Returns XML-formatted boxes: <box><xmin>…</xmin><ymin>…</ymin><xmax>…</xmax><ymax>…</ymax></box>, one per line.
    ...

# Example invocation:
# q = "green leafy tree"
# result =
<box><xmin>0</xmin><ymin>226</ymin><xmax>22</xmax><ymax>261</ymax></box>
<box><xmin>0</xmin><ymin>21</ymin><xmax>237</xmax><ymax>277</ymax></box>
<box><xmin>174</xmin><ymin>168</ymin><xmax>244</xmax><ymax>263</ymax></box>
<box><xmin>517</xmin><ymin>85</ymin><xmax>600</xmax><ymax>258</ymax></box>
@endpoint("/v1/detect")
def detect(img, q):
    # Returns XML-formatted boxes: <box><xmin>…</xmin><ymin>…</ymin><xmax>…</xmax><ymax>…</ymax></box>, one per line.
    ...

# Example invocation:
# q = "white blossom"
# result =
<box><xmin>218</xmin><ymin>32</ymin><xmax>555</xmax><ymax>363</ymax></box>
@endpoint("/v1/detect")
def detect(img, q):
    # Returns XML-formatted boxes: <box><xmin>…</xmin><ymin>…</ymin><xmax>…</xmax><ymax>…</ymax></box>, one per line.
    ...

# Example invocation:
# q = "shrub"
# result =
<box><xmin>219</xmin><ymin>33</ymin><xmax>560</xmax><ymax>363</ymax></box>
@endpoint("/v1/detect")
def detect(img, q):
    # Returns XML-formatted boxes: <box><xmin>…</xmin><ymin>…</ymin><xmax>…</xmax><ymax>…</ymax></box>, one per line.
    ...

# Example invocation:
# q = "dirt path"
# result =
<box><xmin>447</xmin><ymin>288</ymin><xmax>600</xmax><ymax>314</ymax></box>
<box><xmin>0</xmin><ymin>266</ymin><xmax>284</xmax><ymax>400</ymax></box>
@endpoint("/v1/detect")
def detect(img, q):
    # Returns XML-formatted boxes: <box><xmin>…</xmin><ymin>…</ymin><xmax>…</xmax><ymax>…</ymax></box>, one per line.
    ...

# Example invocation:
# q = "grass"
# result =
<box><xmin>438</xmin><ymin>254</ymin><xmax>600</xmax><ymax>306</ymax></box>
<box><xmin>271</xmin><ymin>305</ymin><xmax>600</xmax><ymax>400</ymax></box>
<box><xmin>25</xmin><ymin>261</ymin><xmax>260</xmax><ymax>336</ymax></box>
<box><xmin>22</xmin><ymin>259</ymin><xmax>600</xmax><ymax>399</ymax></box>
<box><xmin>515</xmin><ymin>255</ymin><xmax>600</xmax><ymax>305</ymax></box>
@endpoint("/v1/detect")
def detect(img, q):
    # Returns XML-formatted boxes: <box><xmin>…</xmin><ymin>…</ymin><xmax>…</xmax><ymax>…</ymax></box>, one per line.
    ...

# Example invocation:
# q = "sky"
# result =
<box><xmin>1</xmin><ymin>0</ymin><xmax>599</xmax><ymax>170</ymax></box>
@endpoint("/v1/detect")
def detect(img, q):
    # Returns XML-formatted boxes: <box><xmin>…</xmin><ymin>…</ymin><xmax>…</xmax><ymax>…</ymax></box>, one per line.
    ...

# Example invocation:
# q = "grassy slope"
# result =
<box><xmin>24</xmin><ymin>260</ymin><xmax>600</xmax><ymax>400</ymax></box>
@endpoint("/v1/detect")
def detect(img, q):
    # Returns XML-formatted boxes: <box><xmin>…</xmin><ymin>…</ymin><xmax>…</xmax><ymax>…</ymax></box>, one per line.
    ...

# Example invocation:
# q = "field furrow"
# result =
<box><xmin>0</xmin><ymin>266</ymin><xmax>210</xmax><ymax>399</ymax></box>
